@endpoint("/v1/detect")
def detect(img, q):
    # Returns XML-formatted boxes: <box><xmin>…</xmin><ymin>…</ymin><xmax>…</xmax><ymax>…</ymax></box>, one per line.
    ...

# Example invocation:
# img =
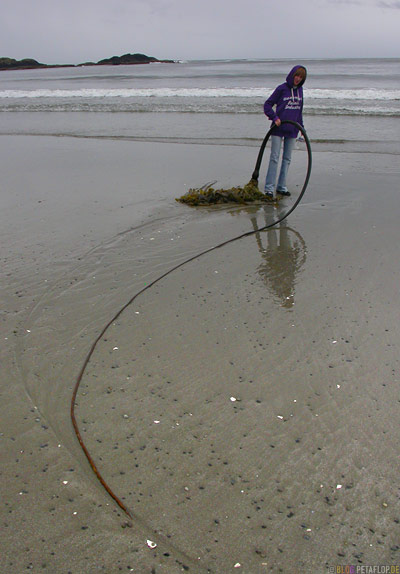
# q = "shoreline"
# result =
<box><xmin>1</xmin><ymin>112</ymin><xmax>398</xmax><ymax>158</ymax></box>
<box><xmin>1</xmin><ymin>135</ymin><xmax>400</xmax><ymax>572</ymax></box>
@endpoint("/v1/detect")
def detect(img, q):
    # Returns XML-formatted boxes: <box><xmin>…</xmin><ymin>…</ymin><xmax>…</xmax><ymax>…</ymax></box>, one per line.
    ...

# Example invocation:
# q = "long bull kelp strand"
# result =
<box><xmin>70</xmin><ymin>121</ymin><xmax>311</xmax><ymax>539</ymax></box>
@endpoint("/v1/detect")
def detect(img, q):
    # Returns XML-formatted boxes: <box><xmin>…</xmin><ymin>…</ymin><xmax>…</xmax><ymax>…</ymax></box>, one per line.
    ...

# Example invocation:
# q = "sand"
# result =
<box><xmin>1</xmin><ymin>134</ymin><xmax>399</xmax><ymax>573</ymax></box>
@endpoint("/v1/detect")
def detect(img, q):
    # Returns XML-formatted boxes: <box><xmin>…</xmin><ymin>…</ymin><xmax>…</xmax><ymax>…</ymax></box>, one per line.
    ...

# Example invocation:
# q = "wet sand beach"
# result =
<box><xmin>1</xmin><ymin>134</ymin><xmax>400</xmax><ymax>573</ymax></box>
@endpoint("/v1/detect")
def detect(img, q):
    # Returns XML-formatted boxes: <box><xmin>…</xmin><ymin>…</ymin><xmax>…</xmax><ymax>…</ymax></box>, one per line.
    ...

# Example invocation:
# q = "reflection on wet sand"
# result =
<box><xmin>230</xmin><ymin>203</ymin><xmax>307</xmax><ymax>308</ymax></box>
<box><xmin>252</xmin><ymin>215</ymin><xmax>306</xmax><ymax>308</ymax></box>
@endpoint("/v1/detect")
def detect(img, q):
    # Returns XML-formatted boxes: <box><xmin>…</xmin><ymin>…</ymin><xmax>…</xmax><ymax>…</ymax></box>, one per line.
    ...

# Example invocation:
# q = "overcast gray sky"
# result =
<box><xmin>1</xmin><ymin>0</ymin><xmax>399</xmax><ymax>64</ymax></box>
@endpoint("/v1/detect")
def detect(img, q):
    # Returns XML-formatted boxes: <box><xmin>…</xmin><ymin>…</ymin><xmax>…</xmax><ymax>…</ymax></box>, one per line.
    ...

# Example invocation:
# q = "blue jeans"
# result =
<box><xmin>264</xmin><ymin>136</ymin><xmax>295</xmax><ymax>193</ymax></box>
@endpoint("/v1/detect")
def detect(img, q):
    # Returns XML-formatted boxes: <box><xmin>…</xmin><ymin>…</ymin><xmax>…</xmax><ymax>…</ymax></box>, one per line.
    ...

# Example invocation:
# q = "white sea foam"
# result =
<box><xmin>0</xmin><ymin>87</ymin><xmax>398</xmax><ymax>101</ymax></box>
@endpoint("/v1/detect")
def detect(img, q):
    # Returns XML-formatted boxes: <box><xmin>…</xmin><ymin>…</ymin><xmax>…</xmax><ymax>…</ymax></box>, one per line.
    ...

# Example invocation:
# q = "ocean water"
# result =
<box><xmin>1</xmin><ymin>58</ymin><xmax>399</xmax><ymax>153</ymax></box>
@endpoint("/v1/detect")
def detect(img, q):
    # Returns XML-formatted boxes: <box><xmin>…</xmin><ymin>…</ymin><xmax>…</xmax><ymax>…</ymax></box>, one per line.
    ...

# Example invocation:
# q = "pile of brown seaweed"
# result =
<box><xmin>176</xmin><ymin>179</ymin><xmax>275</xmax><ymax>206</ymax></box>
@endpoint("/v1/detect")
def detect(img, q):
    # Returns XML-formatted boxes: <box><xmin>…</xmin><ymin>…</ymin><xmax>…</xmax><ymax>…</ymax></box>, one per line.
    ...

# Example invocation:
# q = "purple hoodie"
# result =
<box><xmin>264</xmin><ymin>65</ymin><xmax>307</xmax><ymax>138</ymax></box>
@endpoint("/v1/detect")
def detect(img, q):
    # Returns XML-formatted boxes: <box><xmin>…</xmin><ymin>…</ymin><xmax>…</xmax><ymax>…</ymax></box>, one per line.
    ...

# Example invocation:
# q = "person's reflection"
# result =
<box><xmin>249</xmin><ymin>208</ymin><xmax>306</xmax><ymax>308</ymax></box>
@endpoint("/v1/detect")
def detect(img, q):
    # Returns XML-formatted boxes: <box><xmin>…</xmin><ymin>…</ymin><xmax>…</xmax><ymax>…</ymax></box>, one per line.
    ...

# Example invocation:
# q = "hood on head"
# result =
<box><xmin>286</xmin><ymin>65</ymin><xmax>307</xmax><ymax>88</ymax></box>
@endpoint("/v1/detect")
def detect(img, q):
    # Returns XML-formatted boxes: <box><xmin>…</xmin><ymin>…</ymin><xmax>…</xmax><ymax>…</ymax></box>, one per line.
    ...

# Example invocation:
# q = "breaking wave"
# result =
<box><xmin>0</xmin><ymin>87</ymin><xmax>399</xmax><ymax>100</ymax></box>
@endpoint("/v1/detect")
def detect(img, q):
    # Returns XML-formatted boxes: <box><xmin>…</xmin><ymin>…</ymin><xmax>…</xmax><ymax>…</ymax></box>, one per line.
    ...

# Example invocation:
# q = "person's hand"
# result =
<box><xmin>274</xmin><ymin>118</ymin><xmax>281</xmax><ymax>126</ymax></box>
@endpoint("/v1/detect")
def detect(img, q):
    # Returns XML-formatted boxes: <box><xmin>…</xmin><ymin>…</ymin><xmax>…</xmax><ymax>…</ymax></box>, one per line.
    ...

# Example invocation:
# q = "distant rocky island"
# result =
<box><xmin>0</xmin><ymin>53</ymin><xmax>176</xmax><ymax>71</ymax></box>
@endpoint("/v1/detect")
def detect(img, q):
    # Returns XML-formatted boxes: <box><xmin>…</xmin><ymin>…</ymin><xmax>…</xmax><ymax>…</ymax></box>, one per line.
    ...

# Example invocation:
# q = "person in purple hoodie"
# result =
<box><xmin>263</xmin><ymin>65</ymin><xmax>307</xmax><ymax>198</ymax></box>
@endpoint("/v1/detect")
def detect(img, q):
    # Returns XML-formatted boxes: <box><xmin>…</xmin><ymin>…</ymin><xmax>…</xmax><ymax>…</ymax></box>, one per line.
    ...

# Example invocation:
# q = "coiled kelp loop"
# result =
<box><xmin>250</xmin><ymin>120</ymin><xmax>312</xmax><ymax>221</ymax></box>
<box><xmin>177</xmin><ymin>121</ymin><xmax>312</xmax><ymax>208</ymax></box>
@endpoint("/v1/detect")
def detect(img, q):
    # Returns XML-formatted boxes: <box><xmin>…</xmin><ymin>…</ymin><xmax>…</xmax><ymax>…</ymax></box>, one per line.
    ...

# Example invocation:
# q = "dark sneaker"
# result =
<box><xmin>277</xmin><ymin>189</ymin><xmax>291</xmax><ymax>196</ymax></box>
<box><xmin>264</xmin><ymin>191</ymin><xmax>274</xmax><ymax>199</ymax></box>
